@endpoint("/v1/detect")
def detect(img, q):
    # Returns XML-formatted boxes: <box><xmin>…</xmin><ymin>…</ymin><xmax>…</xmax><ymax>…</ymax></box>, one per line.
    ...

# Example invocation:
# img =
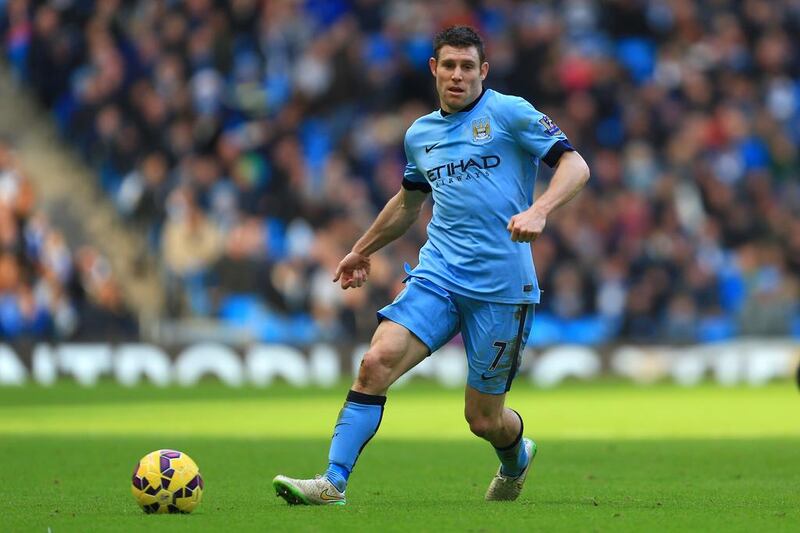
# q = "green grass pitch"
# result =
<box><xmin>0</xmin><ymin>380</ymin><xmax>798</xmax><ymax>531</ymax></box>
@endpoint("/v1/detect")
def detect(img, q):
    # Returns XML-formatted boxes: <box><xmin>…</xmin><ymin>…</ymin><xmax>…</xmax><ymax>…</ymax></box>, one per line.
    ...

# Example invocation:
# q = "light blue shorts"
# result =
<box><xmin>377</xmin><ymin>276</ymin><xmax>534</xmax><ymax>394</ymax></box>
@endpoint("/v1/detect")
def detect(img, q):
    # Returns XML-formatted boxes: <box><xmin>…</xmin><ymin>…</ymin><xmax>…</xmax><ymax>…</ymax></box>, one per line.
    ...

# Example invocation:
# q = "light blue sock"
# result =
<box><xmin>324</xmin><ymin>390</ymin><xmax>386</xmax><ymax>492</ymax></box>
<box><xmin>495</xmin><ymin>410</ymin><xmax>527</xmax><ymax>477</ymax></box>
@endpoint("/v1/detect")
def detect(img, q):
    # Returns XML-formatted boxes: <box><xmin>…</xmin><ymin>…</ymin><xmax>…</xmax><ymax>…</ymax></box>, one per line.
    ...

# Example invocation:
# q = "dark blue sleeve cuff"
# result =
<box><xmin>542</xmin><ymin>139</ymin><xmax>575</xmax><ymax>168</ymax></box>
<box><xmin>402</xmin><ymin>178</ymin><xmax>432</xmax><ymax>193</ymax></box>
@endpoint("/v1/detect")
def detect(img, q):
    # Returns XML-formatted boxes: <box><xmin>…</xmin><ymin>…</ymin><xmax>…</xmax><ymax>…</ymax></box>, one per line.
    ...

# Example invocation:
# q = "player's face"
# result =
<box><xmin>430</xmin><ymin>45</ymin><xmax>489</xmax><ymax>113</ymax></box>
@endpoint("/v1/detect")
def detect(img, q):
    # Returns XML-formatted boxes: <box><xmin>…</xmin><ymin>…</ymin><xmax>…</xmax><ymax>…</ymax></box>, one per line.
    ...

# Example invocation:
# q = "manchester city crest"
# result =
<box><xmin>471</xmin><ymin>116</ymin><xmax>492</xmax><ymax>143</ymax></box>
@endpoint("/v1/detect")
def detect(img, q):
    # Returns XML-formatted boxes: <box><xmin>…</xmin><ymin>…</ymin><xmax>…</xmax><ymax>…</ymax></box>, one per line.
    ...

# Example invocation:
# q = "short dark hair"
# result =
<box><xmin>433</xmin><ymin>26</ymin><xmax>485</xmax><ymax>63</ymax></box>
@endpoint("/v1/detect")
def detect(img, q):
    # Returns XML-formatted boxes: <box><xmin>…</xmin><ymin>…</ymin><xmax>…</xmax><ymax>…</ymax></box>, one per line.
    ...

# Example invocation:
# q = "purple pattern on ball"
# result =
<box><xmin>132</xmin><ymin>476</ymin><xmax>144</xmax><ymax>490</ymax></box>
<box><xmin>161</xmin><ymin>477</ymin><xmax>171</xmax><ymax>490</ymax></box>
<box><xmin>161</xmin><ymin>451</ymin><xmax>181</xmax><ymax>459</ymax></box>
<box><xmin>160</xmin><ymin>456</ymin><xmax>170</xmax><ymax>472</ymax></box>
<box><xmin>162</xmin><ymin>468</ymin><xmax>174</xmax><ymax>479</ymax></box>
<box><xmin>186</xmin><ymin>475</ymin><xmax>200</xmax><ymax>490</ymax></box>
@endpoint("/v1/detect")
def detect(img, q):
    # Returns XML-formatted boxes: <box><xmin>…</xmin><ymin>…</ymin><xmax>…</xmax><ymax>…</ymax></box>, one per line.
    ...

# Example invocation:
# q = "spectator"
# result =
<box><xmin>661</xmin><ymin>292</ymin><xmax>699</xmax><ymax>344</ymax></box>
<box><xmin>161</xmin><ymin>187</ymin><xmax>222</xmax><ymax>316</ymax></box>
<box><xmin>71</xmin><ymin>278</ymin><xmax>138</xmax><ymax>342</ymax></box>
<box><xmin>209</xmin><ymin>217</ymin><xmax>286</xmax><ymax>314</ymax></box>
<box><xmin>737</xmin><ymin>242</ymin><xmax>798</xmax><ymax>336</ymax></box>
<box><xmin>0</xmin><ymin>135</ymin><xmax>134</xmax><ymax>342</ymax></box>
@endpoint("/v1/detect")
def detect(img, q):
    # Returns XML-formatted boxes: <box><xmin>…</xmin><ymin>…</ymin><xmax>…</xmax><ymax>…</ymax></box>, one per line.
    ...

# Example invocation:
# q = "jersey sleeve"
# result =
<box><xmin>401</xmin><ymin>133</ymin><xmax>432</xmax><ymax>193</ymax></box>
<box><xmin>509</xmin><ymin>97</ymin><xmax>575</xmax><ymax>168</ymax></box>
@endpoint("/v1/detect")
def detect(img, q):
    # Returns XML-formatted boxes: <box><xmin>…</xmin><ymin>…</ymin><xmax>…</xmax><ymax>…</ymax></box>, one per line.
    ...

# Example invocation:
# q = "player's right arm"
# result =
<box><xmin>335</xmin><ymin>130</ymin><xmax>431</xmax><ymax>289</ymax></box>
<box><xmin>334</xmin><ymin>186</ymin><xmax>428</xmax><ymax>289</ymax></box>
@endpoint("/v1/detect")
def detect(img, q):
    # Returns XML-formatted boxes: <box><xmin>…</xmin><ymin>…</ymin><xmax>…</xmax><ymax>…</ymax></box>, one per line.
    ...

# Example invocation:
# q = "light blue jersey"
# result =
<box><xmin>402</xmin><ymin>88</ymin><xmax>573</xmax><ymax>304</ymax></box>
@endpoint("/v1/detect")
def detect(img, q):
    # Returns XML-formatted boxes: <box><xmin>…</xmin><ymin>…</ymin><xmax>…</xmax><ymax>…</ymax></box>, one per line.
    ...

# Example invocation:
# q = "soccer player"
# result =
<box><xmin>273</xmin><ymin>26</ymin><xmax>590</xmax><ymax>505</ymax></box>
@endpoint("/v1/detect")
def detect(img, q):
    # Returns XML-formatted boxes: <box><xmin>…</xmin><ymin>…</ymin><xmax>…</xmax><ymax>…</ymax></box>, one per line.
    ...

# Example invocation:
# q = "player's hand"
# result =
<box><xmin>333</xmin><ymin>251</ymin><xmax>371</xmax><ymax>289</ymax></box>
<box><xmin>507</xmin><ymin>206</ymin><xmax>547</xmax><ymax>243</ymax></box>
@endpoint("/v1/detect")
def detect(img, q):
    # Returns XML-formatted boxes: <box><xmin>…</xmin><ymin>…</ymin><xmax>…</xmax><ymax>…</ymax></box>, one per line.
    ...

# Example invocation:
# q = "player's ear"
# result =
<box><xmin>480</xmin><ymin>61</ymin><xmax>489</xmax><ymax>81</ymax></box>
<box><xmin>429</xmin><ymin>57</ymin><xmax>437</xmax><ymax>77</ymax></box>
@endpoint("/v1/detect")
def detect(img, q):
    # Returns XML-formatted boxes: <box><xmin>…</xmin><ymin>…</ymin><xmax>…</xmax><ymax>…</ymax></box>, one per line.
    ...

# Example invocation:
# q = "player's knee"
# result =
<box><xmin>355</xmin><ymin>344</ymin><xmax>403</xmax><ymax>390</ymax></box>
<box><xmin>465</xmin><ymin>412</ymin><xmax>501</xmax><ymax>440</ymax></box>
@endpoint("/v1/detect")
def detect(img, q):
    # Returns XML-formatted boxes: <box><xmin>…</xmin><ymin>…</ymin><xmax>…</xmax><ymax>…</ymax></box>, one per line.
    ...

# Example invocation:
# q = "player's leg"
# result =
<box><xmin>464</xmin><ymin>387</ymin><xmax>528</xmax><ymax>471</ymax></box>
<box><xmin>351</xmin><ymin>318</ymin><xmax>431</xmax><ymax>396</ymax></box>
<box><xmin>464</xmin><ymin>386</ymin><xmax>536</xmax><ymax>501</ymax></box>
<box><xmin>459</xmin><ymin>299</ymin><xmax>536</xmax><ymax>500</ymax></box>
<box><xmin>273</xmin><ymin>320</ymin><xmax>429</xmax><ymax>506</ymax></box>
<box><xmin>274</xmin><ymin>277</ymin><xmax>459</xmax><ymax>505</ymax></box>
<box><xmin>322</xmin><ymin>319</ymin><xmax>431</xmax><ymax>494</ymax></box>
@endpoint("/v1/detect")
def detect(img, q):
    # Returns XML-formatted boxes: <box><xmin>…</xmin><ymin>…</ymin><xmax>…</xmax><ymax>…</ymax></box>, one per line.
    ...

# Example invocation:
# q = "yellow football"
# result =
<box><xmin>131</xmin><ymin>449</ymin><xmax>204</xmax><ymax>514</ymax></box>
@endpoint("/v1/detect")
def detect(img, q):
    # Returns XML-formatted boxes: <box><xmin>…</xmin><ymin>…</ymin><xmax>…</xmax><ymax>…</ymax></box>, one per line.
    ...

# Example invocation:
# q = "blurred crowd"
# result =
<box><xmin>0</xmin><ymin>138</ymin><xmax>137</xmax><ymax>341</ymax></box>
<box><xmin>2</xmin><ymin>0</ymin><xmax>799</xmax><ymax>345</ymax></box>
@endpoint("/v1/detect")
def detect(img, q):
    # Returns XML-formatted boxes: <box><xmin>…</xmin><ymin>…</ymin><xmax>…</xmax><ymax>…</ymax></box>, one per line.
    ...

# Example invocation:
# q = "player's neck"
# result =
<box><xmin>440</xmin><ymin>88</ymin><xmax>487</xmax><ymax>116</ymax></box>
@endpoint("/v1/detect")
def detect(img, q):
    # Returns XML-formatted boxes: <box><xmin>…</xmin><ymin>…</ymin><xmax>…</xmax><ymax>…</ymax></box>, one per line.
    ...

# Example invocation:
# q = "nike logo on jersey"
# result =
<box><xmin>425</xmin><ymin>142</ymin><xmax>440</xmax><ymax>153</ymax></box>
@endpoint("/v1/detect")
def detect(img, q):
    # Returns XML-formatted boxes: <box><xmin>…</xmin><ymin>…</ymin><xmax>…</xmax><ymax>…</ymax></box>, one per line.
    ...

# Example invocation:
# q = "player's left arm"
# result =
<box><xmin>507</xmin><ymin>150</ymin><xmax>590</xmax><ymax>242</ymax></box>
